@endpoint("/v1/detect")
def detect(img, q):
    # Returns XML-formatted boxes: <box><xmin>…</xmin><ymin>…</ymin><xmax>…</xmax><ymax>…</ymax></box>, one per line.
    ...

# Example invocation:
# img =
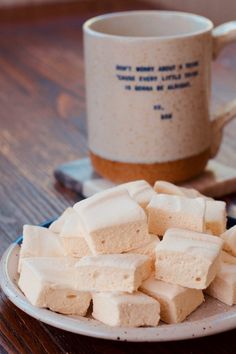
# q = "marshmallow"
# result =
<box><xmin>221</xmin><ymin>226</ymin><xmax>236</xmax><ymax>256</ymax></box>
<box><xmin>205</xmin><ymin>200</ymin><xmax>226</xmax><ymax>236</ymax></box>
<box><xmin>92</xmin><ymin>291</ymin><xmax>160</xmax><ymax>327</ymax></box>
<box><xmin>18</xmin><ymin>257</ymin><xmax>91</xmax><ymax>315</ymax></box>
<box><xmin>49</xmin><ymin>207</ymin><xmax>74</xmax><ymax>233</ymax></box>
<box><xmin>221</xmin><ymin>250</ymin><xmax>236</xmax><ymax>264</ymax></box>
<box><xmin>119</xmin><ymin>180</ymin><xmax>156</xmax><ymax>209</ymax></box>
<box><xmin>60</xmin><ymin>209</ymin><xmax>91</xmax><ymax>258</ymax></box>
<box><xmin>18</xmin><ymin>225</ymin><xmax>65</xmax><ymax>272</ymax></box>
<box><xmin>141</xmin><ymin>274</ymin><xmax>204</xmax><ymax>323</ymax></box>
<box><xmin>74</xmin><ymin>254</ymin><xmax>151</xmax><ymax>292</ymax></box>
<box><xmin>206</xmin><ymin>263</ymin><xmax>236</xmax><ymax>305</ymax></box>
<box><xmin>74</xmin><ymin>189</ymin><xmax>150</xmax><ymax>254</ymax></box>
<box><xmin>147</xmin><ymin>194</ymin><xmax>206</xmax><ymax>236</ymax></box>
<box><xmin>154</xmin><ymin>181</ymin><xmax>225</xmax><ymax>235</ymax></box>
<box><xmin>155</xmin><ymin>228</ymin><xmax>223</xmax><ymax>289</ymax></box>
<box><xmin>154</xmin><ymin>181</ymin><xmax>210</xmax><ymax>200</ymax></box>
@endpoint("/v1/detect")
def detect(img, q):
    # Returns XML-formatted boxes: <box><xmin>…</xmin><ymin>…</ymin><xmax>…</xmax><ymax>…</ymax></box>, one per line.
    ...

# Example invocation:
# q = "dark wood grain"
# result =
<box><xmin>0</xmin><ymin>1</ymin><xmax>236</xmax><ymax>353</ymax></box>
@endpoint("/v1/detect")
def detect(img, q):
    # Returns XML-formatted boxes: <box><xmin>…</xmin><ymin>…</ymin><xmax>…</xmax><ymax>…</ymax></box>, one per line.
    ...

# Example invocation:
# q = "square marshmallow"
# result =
<box><xmin>141</xmin><ymin>274</ymin><xmax>204</xmax><ymax>323</ymax></box>
<box><xmin>18</xmin><ymin>225</ymin><xmax>65</xmax><ymax>272</ymax></box>
<box><xmin>92</xmin><ymin>291</ymin><xmax>160</xmax><ymax>327</ymax></box>
<box><xmin>155</xmin><ymin>228</ymin><xmax>223</xmax><ymax>289</ymax></box>
<box><xmin>18</xmin><ymin>257</ymin><xmax>91</xmax><ymax>315</ymax></box>
<box><xmin>154</xmin><ymin>181</ymin><xmax>226</xmax><ymax>235</ymax></box>
<box><xmin>74</xmin><ymin>254</ymin><xmax>151</xmax><ymax>293</ymax></box>
<box><xmin>147</xmin><ymin>194</ymin><xmax>206</xmax><ymax>236</ymax></box>
<box><xmin>74</xmin><ymin>189</ymin><xmax>151</xmax><ymax>254</ymax></box>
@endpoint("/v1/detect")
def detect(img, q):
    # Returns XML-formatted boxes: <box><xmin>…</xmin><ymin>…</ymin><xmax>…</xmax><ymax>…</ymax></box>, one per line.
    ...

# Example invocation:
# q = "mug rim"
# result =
<box><xmin>83</xmin><ymin>10</ymin><xmax>213</xmax><ymax>40</ymax></box>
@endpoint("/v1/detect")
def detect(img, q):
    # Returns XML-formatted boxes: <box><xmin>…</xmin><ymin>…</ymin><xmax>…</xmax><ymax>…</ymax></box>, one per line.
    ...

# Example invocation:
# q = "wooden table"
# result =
<box><xmin>0</xmin><ymin>1</ymin><xmax>236</xmax><ymax>353</ymax></box>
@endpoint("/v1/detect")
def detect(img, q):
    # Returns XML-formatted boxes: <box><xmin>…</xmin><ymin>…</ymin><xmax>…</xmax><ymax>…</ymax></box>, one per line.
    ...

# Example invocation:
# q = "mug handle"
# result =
<box><xmin>210</xmin><ymin>21</ymin><xmax>236</xmax><ymax>158</ymax></box>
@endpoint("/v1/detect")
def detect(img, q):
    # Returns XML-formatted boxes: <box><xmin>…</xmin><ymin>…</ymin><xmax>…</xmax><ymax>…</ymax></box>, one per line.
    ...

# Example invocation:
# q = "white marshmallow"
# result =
<box><xmin>74</xmin><ymin>254</ymin><xmax>151</xmax><ymax>293</ymax></box>
<box><xmin>60</xmin><ymin>210</ymin><xmax>91</xmax><ymax>258</ymax></box>
<box><xmin>206</xmin><ymin>262</ymin><xmax>236</xmax><ymax>305</ymax></box>
<box><xmin>18</xmin><ymin>225</ymin><xmax>65</xmax><ymax>272</ymax></box>
<box><xmin>221</xmin><ymin>226</ymin><xmax>236</xmax><ymax>256</ymax></box>
<box><xmin>49</xmin><ymin>207</ymin><xmax>74</xmax><ymax>233</ymax></box>
<box><xmin>18</xmin><ymin>257</ymin><xmax>91</xmax><ymax>315</ymax></box>
<box><xmin>154</xmin><ymin>181</ymin><xmax>226</xmax><ymax>236</ymax></box>
<box><xmin>141</xmin><ymin>274</ymin><xmax>204</xmax><ymax>323</ymax></box>
<box><xmin>155</xmin><ymin>228</ymin><xmax>223</xmax><ymax>289</ymax></box>
<box><xmin>74</xmin><ymin>189</ymin><xmax>150</xmax><ymax>254</ymax></box>
<box><xmin>147</xmin><ymin>194</ymin><xmax>206</xmax><ymax>236</ymax></box>
<box><xmin>92</xmin><ymin>291</ymin><xmax>160</xmax><ymax>327</ymax></box>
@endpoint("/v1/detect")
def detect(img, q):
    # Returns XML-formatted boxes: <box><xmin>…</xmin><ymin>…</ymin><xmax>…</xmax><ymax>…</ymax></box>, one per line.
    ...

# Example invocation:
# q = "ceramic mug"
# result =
<box><xmin>83</xmin><ymin>11</ymin><xmax>236</xmax><ymax>184</ymax></box>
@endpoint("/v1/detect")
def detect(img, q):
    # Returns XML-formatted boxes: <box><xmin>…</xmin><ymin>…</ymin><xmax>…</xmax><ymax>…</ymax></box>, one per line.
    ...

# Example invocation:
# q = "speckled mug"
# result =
<box><xmin>83</xmin><ymin>11</ymin><xmax>236</xmax><ymax>184</ymax></box>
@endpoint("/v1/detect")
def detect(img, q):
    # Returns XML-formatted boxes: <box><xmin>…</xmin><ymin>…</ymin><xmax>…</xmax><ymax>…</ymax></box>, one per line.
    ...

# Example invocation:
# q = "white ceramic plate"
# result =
<box><xmin>1</xmin><ymin>239</ymin><xmax>236</xmax><ymax>342</ymax></box>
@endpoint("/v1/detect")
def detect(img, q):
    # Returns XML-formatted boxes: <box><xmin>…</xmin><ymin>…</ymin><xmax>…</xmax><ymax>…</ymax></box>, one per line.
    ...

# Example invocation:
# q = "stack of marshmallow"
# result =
<box><xmin>18</xmin><ymin>180</ymin><xmax>236</xmax><ymax>327</ymax></box>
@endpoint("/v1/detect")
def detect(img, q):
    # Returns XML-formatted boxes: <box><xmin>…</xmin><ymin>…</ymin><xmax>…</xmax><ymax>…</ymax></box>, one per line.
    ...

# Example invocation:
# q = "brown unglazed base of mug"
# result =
<box><xmin>90</xmin><ymin>149</ymin><xmax>211</xmax><ymax>185</ymax></box>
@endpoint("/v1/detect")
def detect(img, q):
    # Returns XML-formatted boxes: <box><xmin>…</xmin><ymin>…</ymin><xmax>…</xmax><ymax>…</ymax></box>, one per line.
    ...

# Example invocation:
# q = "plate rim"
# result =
<box><xmin>1</xmin><ymin>241</ymin><xmax>236</xmax><ymax>342</ymax></box>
